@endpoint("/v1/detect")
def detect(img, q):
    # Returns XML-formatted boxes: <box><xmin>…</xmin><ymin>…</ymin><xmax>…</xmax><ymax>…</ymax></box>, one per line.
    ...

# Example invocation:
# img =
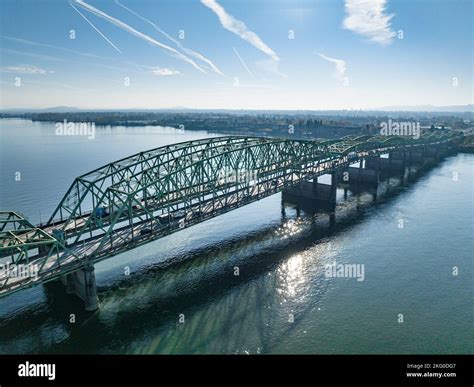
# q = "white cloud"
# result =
<box><xmin>343</xmin><ymin>0</ymin><xmax>396</xmax><ymax>46</ymax></box>
<box><xmin>0</xmin><ymin>65</ymin><xmax>54</xmax><ymax>74</ymax></box>
<box><xmin>73</xmin><ymin>0</ymin><xmax>207</xmax><ymax>73</ymax></box>
<box><xmin>201</xmin><ymin>0</ymin><xmax>279</xmax><ymax>61</ymax></box>
<box><xmin>318</xmin><ymin>53</ymin><xmax>347</xmax><ymax>82</ymax></box>
<box><xmin>150</xmin><ymin>67</ymin><xmax>180</xmax><ymax>76</ymax></box>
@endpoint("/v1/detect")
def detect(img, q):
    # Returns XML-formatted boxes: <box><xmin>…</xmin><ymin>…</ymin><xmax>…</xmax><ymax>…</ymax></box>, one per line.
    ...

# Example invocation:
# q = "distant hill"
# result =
<box><xmin>0</xmin><ymin>106</ymin><xmax>80</xmax><ymax>113</ymax></box>
<box><xmin>370</xmin><ymin>105</ymin><xmax>473</xmax><ymax>113</ymax></box>
<box><xmin>1</xmin><ymin>105</ymin><xmax>472</xmax><ymax>114</ymax></box>
<box><xmin>42</xmin><ymin>106</ymin><xmax>80</xmax><ymax>113</ymax></box>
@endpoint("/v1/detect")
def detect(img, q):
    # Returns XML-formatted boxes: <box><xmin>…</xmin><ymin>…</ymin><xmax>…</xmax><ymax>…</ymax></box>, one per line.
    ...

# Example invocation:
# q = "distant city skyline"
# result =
<box><xmin>0</xmin><ymin>0</ymin><xmax>472</xmax><ymax>110</ymax></box>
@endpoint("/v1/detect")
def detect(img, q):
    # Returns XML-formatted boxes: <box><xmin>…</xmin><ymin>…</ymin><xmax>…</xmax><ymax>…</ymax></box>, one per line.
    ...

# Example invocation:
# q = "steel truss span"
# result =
<box><xmin>0</xmin><ymin>132</ymin><xmax>462</xmax><ymax>297</ymax></box>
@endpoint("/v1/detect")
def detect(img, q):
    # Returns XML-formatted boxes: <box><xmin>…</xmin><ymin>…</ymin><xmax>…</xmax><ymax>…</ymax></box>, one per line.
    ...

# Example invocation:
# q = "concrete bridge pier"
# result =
<box><xmin>282</xmin><ymin>172</ymin><xmax>337</xmax><ymax>213</ymax></box>
<box><xmin>437</xmin><ymin>143</ymin><xmax>451</xmax><ymax>156</ymax></box>
<box><xmin>366</xmin><ymin>154</ymin><xmax>405</xmax><ymax>179</ymax></box>
<box><xmin>443</xmin><ymin>143</ymin><xmax>457</xmax><ymax>156</ymax></box>
<box><xmin>364</xmin><ymin>155</ymin><xmax>380</xmax><ymax>172</ymax></box>
<box><xmin>410</xmin><ymin>148</ymin><xmax>425</xmax><ymax>165</ymax></box>
<box><xmin>336</xmin><ymin>160</ymin><xmax>379</xmax><ymax>204</ymax></box>
<box><xmin>387</xmin><ymin>152</ymin><xmax>406</xmax><ymax>174</ymax></box>
<box><xmin>404</xmin><ymin>148</ymin><xmax>426</xmax><ymax>177</ymax></box>
<box><xmin>281</xmin><ymin>197</ymin><xmax>287</xmax><ymax>220</ymax></box>
<box><xmin>390</xmin><ymin>151</ymin><xmax>410</xmax><ymax>183</ymax></box>
<box><xmin>60</xmin><ymin>265</ymin><xmax>99</xmax><ymax>312</ymax></box>
<box><xmin>424</xmin><ymin>145</ymin><xmax>443</xmax><ymax>166</ymax></box>
<box><xmin>313</xmin><ymin>172</ymin><xmax>338</xmax><ymax>205</ymax></box>
<box><xmin>330</xmin><ymin>172</ymin><xmax>338</xmax><ymax>206</ymax></box>
<box><xmin>337</xmin><ymin>160</ymin><xmax>379</xmax><ymax>188</ymax></box>
<box><xmin>409</xmin><ymin>146</ymin><xmax>437</xmax><ymax>171</ymax></box>
<box><xmin>329</xmin><ymin>212</ymin><xmax>336</xmax><ymax>229</ymax></box>
<box><xmin>390</xmin><ymin>150</ymin><xmax>407</xmax><ymax>165</ymax></box>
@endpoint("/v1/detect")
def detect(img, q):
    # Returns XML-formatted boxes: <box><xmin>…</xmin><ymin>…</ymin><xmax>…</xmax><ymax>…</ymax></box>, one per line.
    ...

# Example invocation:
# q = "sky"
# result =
<box><xmin>0</xmin><ymin>0</ymin><xmax>472</xmax><ymax>110</ymax></box>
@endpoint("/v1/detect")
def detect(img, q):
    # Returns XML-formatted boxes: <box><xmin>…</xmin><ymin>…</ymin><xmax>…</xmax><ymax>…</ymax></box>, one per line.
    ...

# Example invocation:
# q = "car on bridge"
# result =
<box><xmin>139</xmin><ymin>228</ymin><xmax>152</xmax><ymax>236</ymax></box>
<box><xmin>94</xmin><ymin>207</ymin><xmax>109</xmax><ymax>218</ymax></box>
<box><xmin>171</xmin><ymin>210</ymin><xmax>186</xmax><ymax>219</ymax></box>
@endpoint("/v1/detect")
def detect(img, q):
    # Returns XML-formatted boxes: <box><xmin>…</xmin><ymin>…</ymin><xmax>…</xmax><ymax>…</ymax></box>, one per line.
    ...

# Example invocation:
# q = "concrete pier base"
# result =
<box><xmin>410</xmin><ymin>150</ymin><xmax>425</xmax><ymax>165</ymax></box>
<box><xmin>424</xmin><ymin>146</ymin><xmax>441</xmax><ymax>160</ymax></box>
<box><xmin>282</xmin><ymin>174</ymin><xmax>337</xmax><ymax>213</ymax></box>
<box><xmin>60</xmin><ymin>265</ymin><xmax>99</xmax><ymax>311</ymax></box>
<box><xmin>384</xmin><ymin>157</ymin><xmax>405</xmax><ymax>173</ymax></box>
<box><xmin>337</xmin><ymin>166</ymin><xmax>379</xmax><ymax>186</ymax></box>
<box><xmin>366</xmin><ymin>155</ymin><xmax>405</xmax><ymax>177</ymax></box>
<box><xmin>423</xmin><ymin>156</ymin><xmax>437</xmax><ymax>166</ymax></box>
<box><xmin>364</xmin><ymin>156</ymin><xmax>380</xmax><ymax>171</ymax></box>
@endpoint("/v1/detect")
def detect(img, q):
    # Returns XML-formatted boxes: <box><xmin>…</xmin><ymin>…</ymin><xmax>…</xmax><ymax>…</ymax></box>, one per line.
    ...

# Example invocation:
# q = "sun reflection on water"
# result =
<box><xmin>275</xmin><ymin>218</ymin><xmax>305</xmax><ymax>239</ymax></box>
<box><xmin>276</xmin><ymin>253</ymin><xmax>307</xmax><ymax>299</ymax></box>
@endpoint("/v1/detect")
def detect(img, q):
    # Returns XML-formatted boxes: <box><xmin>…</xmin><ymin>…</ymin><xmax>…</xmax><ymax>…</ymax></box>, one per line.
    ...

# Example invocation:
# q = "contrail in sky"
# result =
<box><xmin>73</xmin><ymin>0</ymin><xmax>206</xmax><ymax>73</ymax></box>
<box><xmin>70</xmin><ymin>1</ymin><xmax>123</xmax><ymax>54</ymax></box>
<box><xmin>232</xmin><ymin>47</ymin><xmax>254</xmax><ymax>78</ymax></box>
<box><xmin>114</xmin><ymin>0</ymin><xmax>223</xmax><ymax>75</ymax></box>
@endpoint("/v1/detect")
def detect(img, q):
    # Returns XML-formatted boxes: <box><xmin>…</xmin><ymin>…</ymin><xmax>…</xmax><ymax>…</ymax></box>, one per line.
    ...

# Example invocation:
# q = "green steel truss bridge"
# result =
<box><xmin>0</xmin><ymin>131</ymin><xmax>463</xmax><ymax>303</ymax></box>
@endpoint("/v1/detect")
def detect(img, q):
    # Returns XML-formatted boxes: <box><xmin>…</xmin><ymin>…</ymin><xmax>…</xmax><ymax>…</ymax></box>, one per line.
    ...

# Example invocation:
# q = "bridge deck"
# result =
<box><xmin>0</xmin><ymin>176</ymin><xmax>294</xmax><ymax>294</ymax></box>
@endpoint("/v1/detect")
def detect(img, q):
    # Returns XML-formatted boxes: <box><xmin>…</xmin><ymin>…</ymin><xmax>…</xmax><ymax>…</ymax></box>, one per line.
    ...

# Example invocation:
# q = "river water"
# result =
<box><xmin>0</xmin><ymin>118</ymin><xmax>472</xmax><ymax>354</ymax></box>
